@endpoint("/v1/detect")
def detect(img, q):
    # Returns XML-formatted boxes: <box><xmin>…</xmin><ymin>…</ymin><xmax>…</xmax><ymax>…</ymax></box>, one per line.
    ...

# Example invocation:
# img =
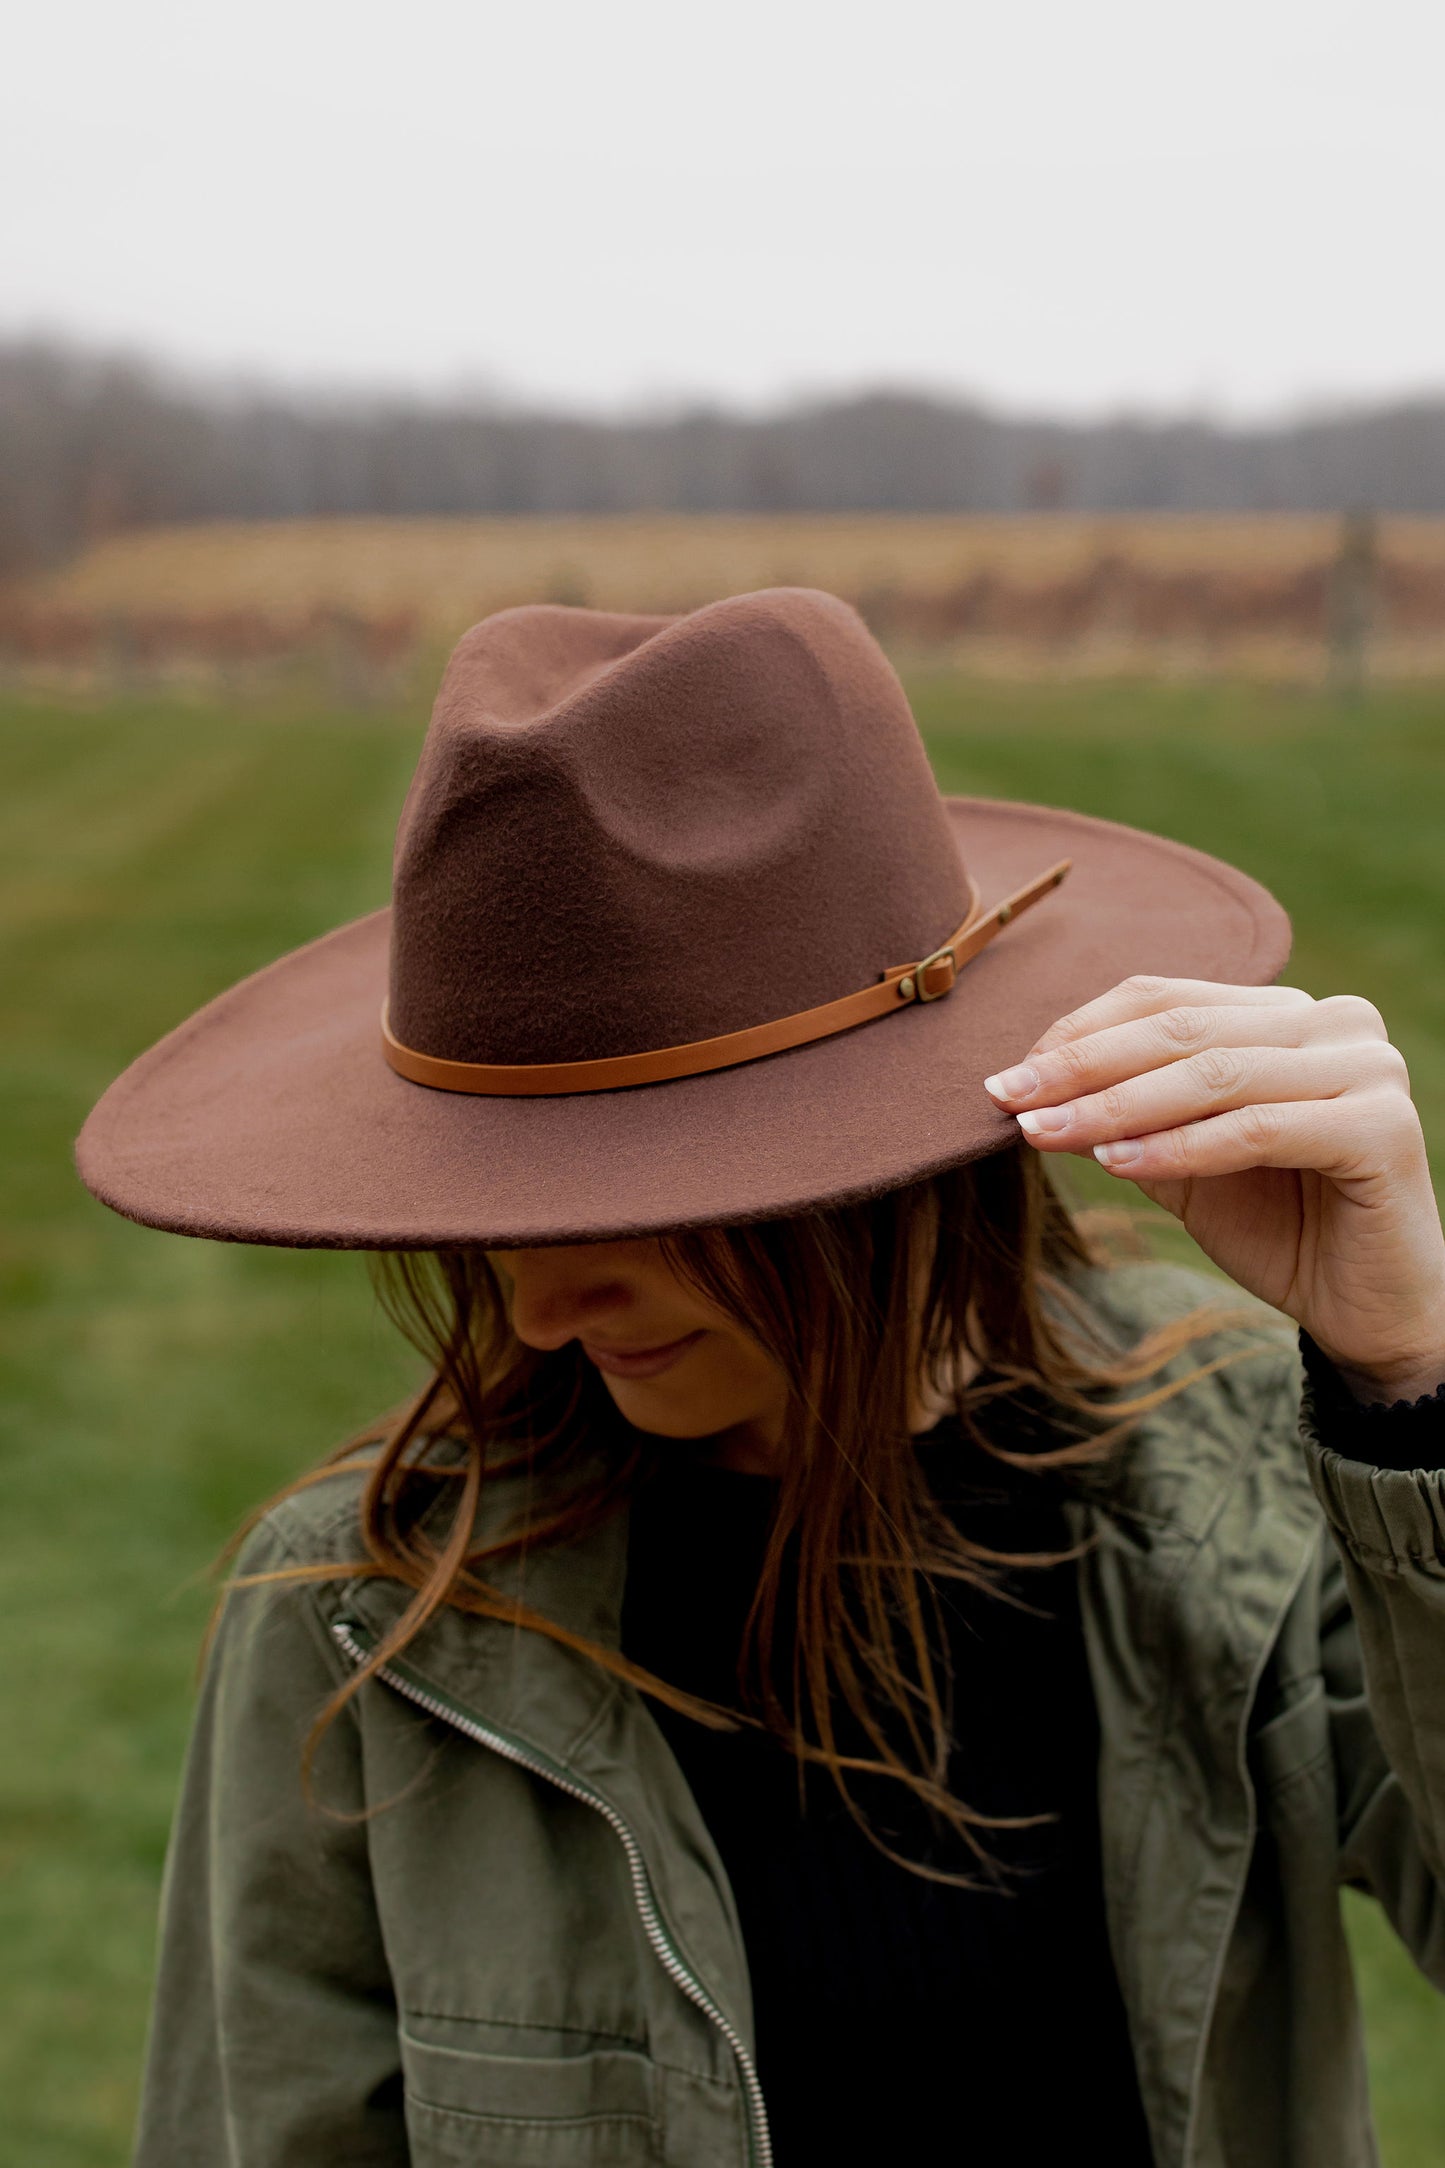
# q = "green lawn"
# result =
<box><xmin>3</xmin><ymin>674</ymin><xmax>1444</xmax><ymax>2162</ymax></box>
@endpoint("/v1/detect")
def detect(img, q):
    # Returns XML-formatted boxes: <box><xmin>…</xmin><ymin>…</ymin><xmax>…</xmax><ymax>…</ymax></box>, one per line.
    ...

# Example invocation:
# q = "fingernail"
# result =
<box><xmin>1017</xmin><ymin>1104</ymin><xmax>1073</xmax><ymax>1135</ymax></box>
<box><xmin>983</xmin><ymin>1063</ymin><xmax>1040</xmax><ymax>1100</ymax></box>
<box><xmin>1094</xmin><ymin>1139</ymin><xmax>1142</xmax><ymax>1166</ymax></box>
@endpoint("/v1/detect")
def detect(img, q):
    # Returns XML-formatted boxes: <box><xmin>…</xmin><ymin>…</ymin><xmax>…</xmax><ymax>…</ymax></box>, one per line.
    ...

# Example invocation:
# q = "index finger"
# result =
<box><xmin>1025</xmin><ymin>975</ymin><xmax>1313</xmax><ymax>1060</ymax></box>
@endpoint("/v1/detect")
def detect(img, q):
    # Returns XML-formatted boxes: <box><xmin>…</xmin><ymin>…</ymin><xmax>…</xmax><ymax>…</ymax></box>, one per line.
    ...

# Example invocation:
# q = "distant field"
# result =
<box><xmin>3</xmin><ymin>672</ymin><xmax>1443</xmax><ymax>2164</ymax></box>
<box><xmin>8</xmin><ymin>512</ymin><xmax>1445</xmax><ymax>683</ymax></box>
<box><xmin>17</xmin><ymin>511</ymin><xmax>1445</xmax><ymax>620</ymax></box>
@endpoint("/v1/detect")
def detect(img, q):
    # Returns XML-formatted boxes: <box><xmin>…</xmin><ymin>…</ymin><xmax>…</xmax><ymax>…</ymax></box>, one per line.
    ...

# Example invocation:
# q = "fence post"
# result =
<box><xmin>1326</xmin><ymin>508</ymin><xmax>1377</xmax><ymax>702</ymax></box>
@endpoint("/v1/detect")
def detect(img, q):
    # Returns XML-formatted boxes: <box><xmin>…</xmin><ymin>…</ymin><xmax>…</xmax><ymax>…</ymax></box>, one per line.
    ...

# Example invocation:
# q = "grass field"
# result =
<box><xmin>3</xmin><ymin>670</ymin><xmax>1444</xmax><ymax>2162</ymax></box>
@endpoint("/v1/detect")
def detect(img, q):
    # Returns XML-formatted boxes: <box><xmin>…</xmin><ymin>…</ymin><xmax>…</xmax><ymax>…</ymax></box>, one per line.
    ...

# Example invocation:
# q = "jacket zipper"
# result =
<box><xmin>331</xmin><ymin>1618</ymin><xmax>773</xmax><ymax>2168</ymax></box>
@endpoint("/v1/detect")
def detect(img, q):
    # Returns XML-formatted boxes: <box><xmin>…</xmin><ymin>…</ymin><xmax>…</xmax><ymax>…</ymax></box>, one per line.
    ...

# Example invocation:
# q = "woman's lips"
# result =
<box><xmin>580</xmin><ymin>1329</ymin><xmax>707</xmax><ymax>1380</ymax></box>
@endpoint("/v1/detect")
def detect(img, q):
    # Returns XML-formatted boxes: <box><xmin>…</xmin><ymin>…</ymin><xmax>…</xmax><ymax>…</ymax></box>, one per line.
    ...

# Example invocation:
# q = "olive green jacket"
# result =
<box><xmin>133</xmin><ymin>1263</ymin><xmax>1445</xmax><ymax>2168</ymax></box>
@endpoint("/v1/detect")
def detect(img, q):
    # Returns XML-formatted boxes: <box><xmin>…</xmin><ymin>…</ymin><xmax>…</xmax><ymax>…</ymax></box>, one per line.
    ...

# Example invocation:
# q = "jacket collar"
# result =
<box><xmin>322</xmin><ymin>1446</ymin><xmax>632</xmax><ymax>1769</ymax></box>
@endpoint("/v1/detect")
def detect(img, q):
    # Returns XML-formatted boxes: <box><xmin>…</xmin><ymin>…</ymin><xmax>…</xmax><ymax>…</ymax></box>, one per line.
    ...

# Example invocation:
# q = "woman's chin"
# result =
<box><xmin>600</xmin><ymin>1372</ymin><xmax>734</xmax><ymax>1439</ymax></box>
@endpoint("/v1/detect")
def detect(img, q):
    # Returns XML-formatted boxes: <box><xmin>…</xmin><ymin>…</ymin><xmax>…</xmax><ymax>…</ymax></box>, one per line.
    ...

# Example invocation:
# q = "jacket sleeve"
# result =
<box><xmin>133</xmin><ymin>1510</ymin><xmax>408</xmax><ymax>2168</ymax></box>
<box><xmin>1298</xmin><ymin>1364</ymin><xmax>1445</xmax><ymax>1991</ymax></box>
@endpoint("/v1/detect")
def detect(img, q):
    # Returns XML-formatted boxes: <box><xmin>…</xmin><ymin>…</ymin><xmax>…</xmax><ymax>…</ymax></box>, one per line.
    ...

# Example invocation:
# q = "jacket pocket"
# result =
<box><xmin>400</xmin><ymin>2027</ymin><xmax>662</xmax><ymax>2167</ymax></box>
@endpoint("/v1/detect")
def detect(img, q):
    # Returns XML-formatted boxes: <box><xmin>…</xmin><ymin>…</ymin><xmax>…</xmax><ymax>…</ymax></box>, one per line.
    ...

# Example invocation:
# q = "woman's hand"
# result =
<box><xmin>983</xmin><ymin>976</ymin><xmax>1445</xmax><ymax>1404</ymax></box>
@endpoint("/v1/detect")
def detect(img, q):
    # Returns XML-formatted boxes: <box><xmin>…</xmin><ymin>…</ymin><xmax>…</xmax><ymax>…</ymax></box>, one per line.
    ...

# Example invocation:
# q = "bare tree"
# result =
<box><xmin>3</xmin><ymin>338</ymin><xmax>1445</xmax><ymax>576</ymax></box>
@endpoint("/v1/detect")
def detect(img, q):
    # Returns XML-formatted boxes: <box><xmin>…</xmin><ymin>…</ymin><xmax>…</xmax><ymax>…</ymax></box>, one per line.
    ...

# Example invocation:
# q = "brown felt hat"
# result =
<box><xmin>75</xmin><ymin>587</ymin><xmax>1290</xmax><ymax>1249</ymax></box>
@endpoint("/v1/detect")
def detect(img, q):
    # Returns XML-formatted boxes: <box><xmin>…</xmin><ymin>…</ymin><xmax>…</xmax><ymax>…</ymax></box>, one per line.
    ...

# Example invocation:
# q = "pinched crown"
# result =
<box><xmin>387</xmin><ymin>589</ymin><xmax>969</xmax><ymax>1068</ymax></box>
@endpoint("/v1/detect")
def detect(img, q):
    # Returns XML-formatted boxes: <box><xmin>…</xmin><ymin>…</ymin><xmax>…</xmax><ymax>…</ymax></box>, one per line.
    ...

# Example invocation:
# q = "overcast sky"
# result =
<box><xmin>5</xmin><ymin>0</ymin><xmax>1443</xmax><ymax>419</ymax></box>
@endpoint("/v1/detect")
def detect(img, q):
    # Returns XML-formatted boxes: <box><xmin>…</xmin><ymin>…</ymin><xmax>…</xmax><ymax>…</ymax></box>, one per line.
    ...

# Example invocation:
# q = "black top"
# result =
<box><xmin>618</xmin><ymin>1331</ymin><xmax>1445</xmax><ymax>2166</ymax></box>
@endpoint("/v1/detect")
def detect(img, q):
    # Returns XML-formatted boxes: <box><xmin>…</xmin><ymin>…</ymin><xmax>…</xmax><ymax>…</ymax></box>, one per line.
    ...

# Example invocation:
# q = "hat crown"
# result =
<box><xmin>388</xmin><ymin>588</ymin><xmax>969</xmax><ymax>1066</ymax></box>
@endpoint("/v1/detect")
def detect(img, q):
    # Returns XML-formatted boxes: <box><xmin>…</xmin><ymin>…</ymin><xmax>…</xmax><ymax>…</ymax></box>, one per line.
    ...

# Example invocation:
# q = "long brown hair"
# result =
<box><xmin>226</xmin><ymin>1143</ymin><xmax>1265</xmax><ymax>1880</ymax></box>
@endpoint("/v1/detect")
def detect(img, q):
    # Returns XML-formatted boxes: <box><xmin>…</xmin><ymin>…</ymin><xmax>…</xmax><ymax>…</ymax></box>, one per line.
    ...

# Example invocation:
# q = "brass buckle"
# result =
<box><xmin>912</xmin><ymin>943</ymin><xmax>957</xmax><ymax>1002</ymax></box>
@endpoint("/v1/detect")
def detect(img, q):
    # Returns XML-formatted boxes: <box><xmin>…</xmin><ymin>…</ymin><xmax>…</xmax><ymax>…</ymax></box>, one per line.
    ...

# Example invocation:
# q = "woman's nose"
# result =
<box><xmin>497</xmin><ymin>1248</ymin><xmax>638</xmax><ymax>1350</ymax></box>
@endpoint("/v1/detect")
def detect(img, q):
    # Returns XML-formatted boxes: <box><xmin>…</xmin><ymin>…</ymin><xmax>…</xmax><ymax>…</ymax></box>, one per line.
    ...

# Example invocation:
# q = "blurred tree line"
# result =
<box><xmin>4</xmin><ymin>337</ymin><xmax>1445</xmax><ymax>576</ymax></box>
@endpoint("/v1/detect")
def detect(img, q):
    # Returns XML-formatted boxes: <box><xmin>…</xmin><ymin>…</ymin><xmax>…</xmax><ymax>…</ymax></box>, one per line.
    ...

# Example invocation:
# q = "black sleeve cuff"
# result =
<box><xmin>1299</xmin><ymin>1327</ymin><xmax>1445</xmax><ymax>1473</ymax></box>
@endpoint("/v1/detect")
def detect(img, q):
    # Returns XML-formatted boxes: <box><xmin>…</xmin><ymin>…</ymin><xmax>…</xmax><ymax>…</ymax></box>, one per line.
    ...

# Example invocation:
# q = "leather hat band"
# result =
<box><xmin>381</xmin><ymin>857</ymin><xmax>1071</xmax><ymax>1098</ymax></box>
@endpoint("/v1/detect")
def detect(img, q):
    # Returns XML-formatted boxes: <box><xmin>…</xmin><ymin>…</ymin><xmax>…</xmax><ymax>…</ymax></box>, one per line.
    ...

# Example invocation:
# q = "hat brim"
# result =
<box><xmin>75</xmin><ymin>797</ymin><xmax>1290</xmax><ymax>1250</ymax></box>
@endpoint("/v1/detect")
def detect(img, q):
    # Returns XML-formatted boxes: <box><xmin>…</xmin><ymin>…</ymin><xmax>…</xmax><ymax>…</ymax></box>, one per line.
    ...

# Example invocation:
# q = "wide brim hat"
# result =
<box><xmin>76</xmin><ymin>588</ymin><xmax>1290</xmax><ymax>1250</ymax></box>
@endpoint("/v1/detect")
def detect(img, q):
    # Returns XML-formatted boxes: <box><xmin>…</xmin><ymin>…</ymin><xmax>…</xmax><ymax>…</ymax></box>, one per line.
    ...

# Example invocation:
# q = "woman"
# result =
<box><xmin>77</xmin><ymin>588</ymin><xmax>1445</xmax><ymax>2168</ymax></box>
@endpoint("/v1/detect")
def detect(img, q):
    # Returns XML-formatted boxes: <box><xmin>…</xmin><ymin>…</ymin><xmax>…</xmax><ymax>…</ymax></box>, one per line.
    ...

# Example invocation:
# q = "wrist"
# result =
<box><xmin>1317</xmin><ymin>1347</ymin><xmax>1445</xmax><ymax>1409</ymax></box>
